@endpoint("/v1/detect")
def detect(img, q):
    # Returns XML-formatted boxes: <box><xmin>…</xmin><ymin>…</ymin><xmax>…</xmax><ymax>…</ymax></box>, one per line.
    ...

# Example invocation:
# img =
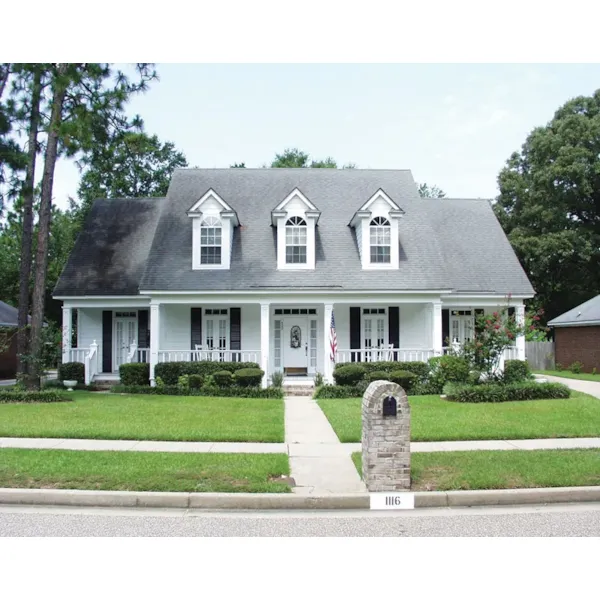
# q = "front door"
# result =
<box><xmin>283</xmin><ymin>316</ymin><xmax>308</xmax><ymax>375</ymax></box>
<box><xmin>114</xmin><ymin>313</ymin><xmax>137</xmax><ymax>372</ymax></box>
<box><xmin>362</xmin><ymin>313</ymin><xmax>386</xmax><ymax>362</ymax></box>
<box><xmin>204</xmin><ymin>312</ymin><xmax>228</xmax><ymax>360</ymax></box>
<box><xmin>449</xmin><ymin>311</ymin><xmax>474</xmax><ymax>344</ymax></box>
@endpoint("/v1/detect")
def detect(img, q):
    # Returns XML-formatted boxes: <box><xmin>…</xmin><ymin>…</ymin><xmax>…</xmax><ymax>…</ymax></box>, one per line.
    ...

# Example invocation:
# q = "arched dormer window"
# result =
<box><xmin>200</xmin><ymin>215</ymin><xmax>222</xmax><ymax>265</ymax></box>
<box><xmin>285</xmin><ymin>216</ymin><xmax>307</xmax><ymax>264</ymax></box>
<box><xmin>369</xmin><ymin>216</ymin><xmax>391</xmax><ymax>263</ymax></box>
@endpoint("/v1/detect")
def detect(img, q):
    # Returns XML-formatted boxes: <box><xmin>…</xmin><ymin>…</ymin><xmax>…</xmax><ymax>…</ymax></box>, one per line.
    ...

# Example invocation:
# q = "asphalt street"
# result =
<box><xmin>1</xmin><ymin>502</ymin><xmax>599</xmax><ymax>536</ymax></box>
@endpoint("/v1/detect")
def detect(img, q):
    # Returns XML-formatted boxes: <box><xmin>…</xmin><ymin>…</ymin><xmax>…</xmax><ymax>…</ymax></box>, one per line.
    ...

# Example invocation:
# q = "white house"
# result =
<box><xmin>53</xmin><ymin>168</ymin><xmax>534</xmax><ymax>386</ymax></box>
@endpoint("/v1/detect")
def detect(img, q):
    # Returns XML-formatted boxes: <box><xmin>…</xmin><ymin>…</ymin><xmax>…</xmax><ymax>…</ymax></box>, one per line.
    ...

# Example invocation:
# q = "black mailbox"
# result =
<box><xmin>382</xmin><ymin>395</ymin><xmax>397</xmax><ymax>417</ymax></box>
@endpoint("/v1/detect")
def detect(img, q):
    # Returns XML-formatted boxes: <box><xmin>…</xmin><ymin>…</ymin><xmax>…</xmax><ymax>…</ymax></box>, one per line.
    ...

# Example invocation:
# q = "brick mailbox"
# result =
<box><xmin>362</xmin><ymin>380</ymin><xmax>411</xmax><ymax>492</ymax></box>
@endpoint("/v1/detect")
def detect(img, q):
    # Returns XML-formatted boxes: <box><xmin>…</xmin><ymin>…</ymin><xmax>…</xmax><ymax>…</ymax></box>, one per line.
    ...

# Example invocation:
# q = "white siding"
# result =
<box><xmin>355</xmin><ymin>224</ymin><xmax>362</xmax><ymax>261</ymax></box>
<box><xmin>400</xmin><ymin>304</ymin><xmax>430</xmax><ymax>348</ymax></box>
<box><xmin>241</xmin><ymin>305</ymin><xmax>260</xmax><ymax>351</ymax></box>
<box><xmin>160</xmin><ymin>305</ymin><xmax>190</xmax><ymax>350</ymax></box>
<box><xmin>77</xmin><ymin>308</ymin><xmax>103</xmax><ymax>355</ymax></box>
<box><xmin>333</xmin><ymin>305</ymin><xmax>350</xmax><ymax>349</ymax></box>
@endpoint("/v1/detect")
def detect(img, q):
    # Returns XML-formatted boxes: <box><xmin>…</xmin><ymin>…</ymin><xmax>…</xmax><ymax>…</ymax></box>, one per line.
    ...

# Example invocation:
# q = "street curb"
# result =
<box><xmin>1</xmin><ymin>486</ymin><xmax>600</xmax><ymax>510</ymax></box>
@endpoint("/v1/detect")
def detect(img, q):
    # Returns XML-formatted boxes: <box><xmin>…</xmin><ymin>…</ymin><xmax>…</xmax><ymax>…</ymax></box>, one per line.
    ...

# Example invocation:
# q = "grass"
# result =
<box><xmin>0</xmin><ymin>449</ymin><xmax>291</xmax><ymax>493</ymax></box>
<box><xmin>352</xmin><ymin>449</ymin><xmax>600</xmax><ymax>491</ymax></box>
<box><xmin>318</xmin><ymin>392</ymin><xmax>600</xmax><ymax>443</ymax></box>
<box><xmin>0</xmin><ymin>392</ymin><xmax>284</xmax><ymax>442</ymax></box>
<box><xmin>536</xmin><ymin>370</ymin><xmax>600</xmax><ymax>382</ymax></box>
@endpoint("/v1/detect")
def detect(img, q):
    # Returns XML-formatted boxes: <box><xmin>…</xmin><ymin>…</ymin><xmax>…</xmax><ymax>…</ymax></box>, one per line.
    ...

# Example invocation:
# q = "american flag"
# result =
<box><xmin>329</xmin><ymin>311</ymin><xmax>337</xmax><ymax>362</ymax></box>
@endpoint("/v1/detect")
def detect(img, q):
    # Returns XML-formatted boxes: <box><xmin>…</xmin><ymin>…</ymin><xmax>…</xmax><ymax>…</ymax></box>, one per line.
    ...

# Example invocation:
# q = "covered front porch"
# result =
<box><xmin>61</xmin><ymin>295</ymin><xmax>526</xmax><ymax>386</ymax></box>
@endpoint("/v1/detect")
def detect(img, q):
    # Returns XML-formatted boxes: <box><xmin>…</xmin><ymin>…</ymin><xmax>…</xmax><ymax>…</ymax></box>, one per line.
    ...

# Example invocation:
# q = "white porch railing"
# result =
<box><xmin>84</xmin><ymin>340</ymin><xmax>99</xmax><ymax>385</ymax></box>
<box><xmin>67</xmin><ymin>348</ymin><xmax>87</xmax><ymax>363</ymax></box>
<box><xmin>126</xmin><ymin>342</ymin><xmax>150</xmax><ymax>364</ymax></box>
<box><xmin>335</xmin><ymin>348</ymin><xmax>437</xmax><ymax>363</ymax></box>
<box><xmin>158</xmin><ymin>350</ymin><xmax>260</xmax><ymax>363</ymax></box>
<box><xmin>503</xmin><ymin>346</ymin><xmax>519</xmax><ymax>361</ymax></box>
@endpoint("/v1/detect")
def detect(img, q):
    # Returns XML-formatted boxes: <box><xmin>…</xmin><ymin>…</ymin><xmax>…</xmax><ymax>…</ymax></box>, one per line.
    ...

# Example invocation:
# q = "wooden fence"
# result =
<box><xmin>526</xmin><ymin>341</ymin><xmax>555</xmax><ymax>371</ymax></box>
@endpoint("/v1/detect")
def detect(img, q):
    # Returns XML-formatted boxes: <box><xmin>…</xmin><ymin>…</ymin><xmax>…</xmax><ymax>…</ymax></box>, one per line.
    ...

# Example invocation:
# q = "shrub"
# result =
<box><xmin>389</xmin><ymin>370</ymin><xmax>417</xmax><ymax>391</ymax></box>
<box><xmin>58</xmin><ymin>362</ymin><xmax>85</xmax><ymax>384</ymax></box>
<box><xmin>271</xmin><ymin>371</ymin><xmax>283</xmax><ymax>388</ymax></box>
<box><xmin>333</xmin><ymin>365</ymin><xmax>367</xmax><ymax>386</ymax></box>
<box><xmin>394</xmin><ymin>361</ymin><xmax>429</xmax><ymax>382</ymax></box>
<box><xmin>213</xmin><ymin>370</ymin><xmax>233</xmax><ymax>387</ymax></box>
<box><xmin>188</xmin><ymin>374</ymin><xmax>204</xmax><ymax>390</ymax></box>
<box><xmin>177</xmin><ymin>374</ymin><xmax>190</xmax><ymax>393</ymax></box>
<box><xmin>154</xmin><ymin>361</ymin><xmax>260</xmax><ymax>385</ymax></box>
<box><xmin>314</xmin><ymin>372</ymin><xmax>324</xmax><ymax>387</ymax></box>
<box><xmin>569</xmin><ymin>361</ymin><xmax>584</xmax><ymax>374</ymax></box>
<box><xmin>355</xmin><ymin>379</ymin><xmax>369</xmax><ymax>395</ymax></box>
<box><xmin>411</xmin><ymin>382</ymin><xmax>443</xmax><ymax>396</ymax></box>
<box><xmin>110</xmin><ymin>384</ymin><xmax>283</xmax><ymax>398</ymax></box>
<box><xmin>0</xmin><ymin>390</ymin><xmax>72</xmax><ymax>403</ymax></box>
<box><xmin>503</xmin><ymin>360</ymin><xmax>531</xmax><ymax>384</ymax></box>
<box><xmin>366</xmin><ymin>370</ymin><xmax>391</xmax><ymax>382</ymax></box>
<box><xmin>314</xmin><ymin>385</ymin><xmax>361</xmax><ymax>399</ymax></box>
<box><xmin>446</xmin><ymin>382</ymin><xmax>571</xmax><ymax>403</ymax></box>
<box><xmin>234</xmin><ymin>367</ymin><xmax>264</xmax><ymax>387</ymax></box>
<box><xmin>555</xmin><ymin>363</ymin><xmax>564</xmax><ymax>371</ymax></box>
<box><xmin>427</xmin><ymin>355</ymin><xmax>470</xmax><ymax>392</ymax></box>
<box><xmin>119</xmin><ymin>363</ymin><xmax>150</xmax><ymax>386</ymax></box>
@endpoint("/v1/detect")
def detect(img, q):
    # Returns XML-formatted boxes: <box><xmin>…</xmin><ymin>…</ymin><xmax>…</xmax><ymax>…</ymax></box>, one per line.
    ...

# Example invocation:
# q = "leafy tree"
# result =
<box><xmin>495</xmin><ymin>89</ymin><xmax>600</xmax><ymax>321</ymax></box>
<box><xmin>76</xmin><ymin>131</ymin><xmax>187</xmax><ymax>225</ymax></box>
<box><xmin>230</xmin><ymin>162</ymin><xmax>246</xmax><ymax>168</ymax></box>
<box><xmin>418</xmin><ymin>183</ymin><xmax>446</xmax><ymax>198</ymax></box>
<box><xmin>270</xmin><ymin>148</ymin><xmax>349</xmax><ymax>169</ymax></box>
<box><xmin>310</xmin><ymin>157</ymin><xmax>337</xmax><ymax>168</ymax></box>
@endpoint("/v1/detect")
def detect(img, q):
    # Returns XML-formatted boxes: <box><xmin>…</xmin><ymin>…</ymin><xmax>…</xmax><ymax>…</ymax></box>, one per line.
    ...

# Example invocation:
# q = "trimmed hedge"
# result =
<box><xmin>366</xmin><ymin>370</ymin><xmax>390</xmax><ymax>382</ymax></box>
<box><xmin>333</xmin><ymin>365</ymin><xmax>367</xmax><ymax>386</ymax></box>
<box><xmin>314</xmin><ymin>385</ymin><xmax>361</xmax><ymax>399</ymax></box>
<box><xmin>110</xmin><ymin>384</ymin><xmax>283</xmax><ymax>398</ymax></box>
<box><xmin>213</xmin><ymin>371</ymin><xmax>233</xmax><ymax>387</ymax></box>
<box><xmin>0</xmin><ymin>390</ymin><xmax>72</xmax><ymax>403</ymax></box>
<box><xmin>427</xmin><ymin>355</ymin><xmax>471</xmax><ymax>392</ymax></box>
<box><xmin>389</xmin><ymin>370</ymin><xmax>417</xmax><ymax>391</ymax></box>
<box><xmin>189</xmin><ymin>374</ymin><xmax>204</xmax><ymax>390</ymax></box>
<box><xmin>119</xmin><ymin>363</ymin><xmax>150</xmax><ymax>386</ymax></box>
<box><xmin>154</xmin><ymin>361</ymin><xmax>260</xmax><ymax>385</ymax></box>
<box><xmin>234</xmin><ymin>368</ymin><xmax>264</xmax><ymax>387</ymax></box>
<box><xmin>446</xmin><ymin>382</ymin><xmax>571</xmax><ymax>403</ymax></box>
<box><xmin>352</xmin><ymin>361</ymin><xmax>429</xmax><ymax>380</ymax></box>
<box><xmin>58</xmin><ymin>362</ymin><xmax>85</xmax><ymax>384</ymax></box>
<box><xmin>503</xmin><ymin>360</ymin><xmax>531</xmax><ymax>384</ymax></box>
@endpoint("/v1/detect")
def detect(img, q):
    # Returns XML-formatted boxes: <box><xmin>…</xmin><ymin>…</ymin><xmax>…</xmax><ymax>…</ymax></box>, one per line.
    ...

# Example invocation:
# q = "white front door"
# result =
<box><xmin>449</xmin><ymin>312</ymin><xmax>474</xmax><ymax>344</ymax></box>
<box><xmin>114</xmin><ymin>314</ymin><xmax>137</xmax><ymax>372</ymax></box>
<box><xmin>362</xmin><ymin>313</ymin><xmax>387</xmax><ymax>361</ymax></box>
<box><xmin>204</xmin><ymin>313</ymin><xmax>228</xmax><ymax>360</ymax></box>
<box><xmin>283</xmin><ymin>316</ymin><xmax>308</xmax><ymax>373</ymax></box>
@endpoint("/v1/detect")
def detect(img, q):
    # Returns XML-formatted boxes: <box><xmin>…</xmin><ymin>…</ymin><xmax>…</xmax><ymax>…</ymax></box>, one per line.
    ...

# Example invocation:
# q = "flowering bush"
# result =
<box><xmin>525</xmin><ymin>307</ymin><xmax>549</xmax><ymax>342</ymax></box>
<box><xmin>459</xmin><ymin>308</ymin><xmax>525</xmax><ymax>379</ymax></box>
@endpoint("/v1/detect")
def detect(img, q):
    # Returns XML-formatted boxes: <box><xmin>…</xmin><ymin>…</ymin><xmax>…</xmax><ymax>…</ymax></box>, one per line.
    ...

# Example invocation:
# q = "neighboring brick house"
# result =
<box><xmin>0</xmin><ymin>301</ymin><xmax>19</xmax><ymax>378</ymax></box>
<box><xmin>548</xmin><ymin>294</ymin><xmax>600</xmax><ymax>372</ymax></box>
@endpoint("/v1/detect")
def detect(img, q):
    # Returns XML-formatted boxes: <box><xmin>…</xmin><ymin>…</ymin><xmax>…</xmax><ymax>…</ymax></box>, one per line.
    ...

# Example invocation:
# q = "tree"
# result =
<box><xmin>76</xmin><ymin>131</ymin><xmax>187</xmax><ymax>225</ymax></box>
<box><xmin>494</xmin><ymin>89</ymin><xmax>600</xmax><ymax>321</ymax></box>
<box><xmin>230</xmin><ymin>162</ymin><xmax>245</xmax><ymax>168</ymax></box>
<box><xmin>270</xmin><ymin>148</ymin><xmax>347</xmax><ymax>169</ymax></box>
<box><xmin>418</xmin><ymin>183</ymin><xmax>446</xmax><ymax>198</ymax></box>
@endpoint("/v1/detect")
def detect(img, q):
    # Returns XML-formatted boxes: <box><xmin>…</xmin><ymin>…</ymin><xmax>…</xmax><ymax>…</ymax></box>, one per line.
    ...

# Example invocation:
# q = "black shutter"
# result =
<box><xmin>102</xmin><ymin>311</ymin><xmax>112</xmax><ymax>373</ymax></box>
<box><xmin>508</xmin><ymin>307</ymin><xmax>515</xmax><ymax>317</ymax></box>
<box><xmin>230</xmin><ymin>307</ymin><xmax>241</xmax><ymax>362</ymax></box>
<box><xmin>474</xmin><ymin>308</ymin><xmax>484</xmax><ymax>335</ymax></box>
<box><xmin>350</xmin><ymin>306</ymin><xmax>361</xmax><ymax>362</ymax></box>
<box><xmin>138</xmin><ymin>310</ymin><xmax>149</xmax><ymax>350</ymax></box>
<box><xmin>442</xmin><ymin>309</ymin><xmax>449</xmax><ymax>349</ymax></box>
<box><xmin>191</xmin><ymin>308</ymin><xmax>202</xmax><ymax>350</ymax></box>
<box><xmin>388</xmin><ymin>306</ymin><xmax>400</xmax><ymax>361</ymax></box>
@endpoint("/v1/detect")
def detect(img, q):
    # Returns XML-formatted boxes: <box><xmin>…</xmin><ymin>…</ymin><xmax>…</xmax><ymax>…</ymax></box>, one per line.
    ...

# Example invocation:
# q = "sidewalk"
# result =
<box><xmin>2</xmin><ymin>436</ymin><xmax>599</xmax><ymax>453</ymax></box>
<box><xmin>540</xmin><ymin>374</ymin><xmax>600</xmax><ymax>399</ymax></box>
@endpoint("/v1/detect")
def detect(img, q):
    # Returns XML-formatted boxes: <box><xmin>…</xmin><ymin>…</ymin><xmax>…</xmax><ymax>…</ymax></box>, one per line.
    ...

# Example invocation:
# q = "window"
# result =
<box><xmin>274</xmin><ymin>308</ymin><xmax>317</xmax><ymax>315</ymax></box>
<box><xmin>285</xmin><ymin>217</ymin><xmax>307</xmax><ymax>264</ymax></box>
<box><xmin>369</xmin><ymin>217</ymin><xmax>391</xmax><ymax>263</ymax></box>
<box><xmin>200</xmin><ymin>216</ymin><xmax>222</xmax><ymax>265</ymax></box>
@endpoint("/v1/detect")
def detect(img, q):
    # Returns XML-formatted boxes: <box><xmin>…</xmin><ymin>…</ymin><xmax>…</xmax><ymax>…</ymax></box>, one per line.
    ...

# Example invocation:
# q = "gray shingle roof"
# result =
<box><xmin>54</xmin><ymin>168</ymin><xmax>535</xmax><ymax>297</ymax></box>
<box><xmin>0</xmin><ymin>301</ymin><xmax>19</xmax><ymax>326</ymax></box>
<box><xmin>53</xmin><ymin>197</ymin><xmax>164</xmax><ymax>296</ymax></box>
<box><xmin>547</xmin><ymin>294</ymin><xmax>600</xmax><ymax>327</ymax></box>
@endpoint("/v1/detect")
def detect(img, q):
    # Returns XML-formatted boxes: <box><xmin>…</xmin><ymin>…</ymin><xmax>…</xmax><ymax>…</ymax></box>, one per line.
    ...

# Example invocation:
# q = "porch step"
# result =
<box><xmin>283</xmin><ymin>380</ymin><xmax>315</xmax><ymax>397</ymax></box>
<box><xmin>91</xmin><ymin>373</ymin><xmax>120</xmax><ymax>390</ymax></box>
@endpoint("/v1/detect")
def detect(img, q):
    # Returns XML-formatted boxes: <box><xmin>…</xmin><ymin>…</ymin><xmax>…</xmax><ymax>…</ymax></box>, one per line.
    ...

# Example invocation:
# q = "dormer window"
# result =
<box><xmin>188</xmin><ymin>189</ymin><xmax>239</xmax><ymax>270</ymax></box>
<box><xmin>200</xmin><ymin>216</ymin><xmax>222</xmax><ymax>265</ymax></box>
<box><xmin>369</xmin><ymin>217</ymin><xmax>391</xmax><ymax>264</ymax></box>
<box><xmin>349</xmin><ymin>189</ymin><xmax>404</xmax><ymax>270</ymax></box>
<box><xmin>285</xmin><ymin>217</ymin><xmax>307</xmax><ymax>264</ymax></box>
<box><xmin>272</xmin><ymin>188</ymin><xmax>320</xmax><ymax>270</ymax></box>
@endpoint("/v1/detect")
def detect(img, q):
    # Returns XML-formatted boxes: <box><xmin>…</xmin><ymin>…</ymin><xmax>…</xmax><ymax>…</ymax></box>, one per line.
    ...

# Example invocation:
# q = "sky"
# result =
<box><xmin>52</xmin><ymin>63</ymin><xmax>600</xmax><ymax>210</ymax></box>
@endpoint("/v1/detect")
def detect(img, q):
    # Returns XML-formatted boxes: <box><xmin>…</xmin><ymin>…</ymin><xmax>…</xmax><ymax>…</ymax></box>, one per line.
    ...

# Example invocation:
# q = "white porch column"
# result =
<box><xmin>323</xmin><ymin>303</ymin><xmax>334</xmax><ymax>384</ymax></box>
<box><xmin>515</xmin><ymin>303</ymin><xmax>526</xmax><ymax>361</ymax></box>
<box><xmin>62</xmin><ymin>306</ymin><xmax>72</xmax><ymax>364</ymax></box>
<box><xmin>149</xmin><ymin>303</ymin><xmax>160</xmax><ymax>386</ymax></box>
<box><xmin>260</xmin><ymin>303</ymin><xmax>270</xmax><ymax>388</ymax></box>
<box><xmin>432</xmin><ymin>302</ymin><xmax>443</xmax><ymax>355</ymax></box>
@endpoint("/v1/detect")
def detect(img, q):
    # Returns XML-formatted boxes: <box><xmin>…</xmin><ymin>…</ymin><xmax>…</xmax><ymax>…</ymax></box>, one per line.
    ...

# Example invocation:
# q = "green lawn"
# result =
<box><xmin>352</xmin><ymin>449</ymin><xmax>600</xmax><ymax>490</ymax></box>
<box><xmin>0</xmin><ymin>392</ymin><xmax>284</xmax><ymax>442</ymax></box>
<box><xmin>318</xmin><ymin>392</ymin><xmax>600</xmax><ymax>443</ymax></box>
<box><xmin>536</xmin><ymin>370</ymin><xmax>600</xmax><ymax>382</ymax></box>
<box><xmin>0</xmin><ymin>449</ymin><xmax>291</xmax><ymax>493</ymax></box>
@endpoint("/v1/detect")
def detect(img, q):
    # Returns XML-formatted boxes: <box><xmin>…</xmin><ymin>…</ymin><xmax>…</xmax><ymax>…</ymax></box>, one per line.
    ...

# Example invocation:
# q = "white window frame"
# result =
<box><xmin>199</xmin><ymin>215</ymin><xmax>223</xmax><ymax>266</ymax></box>
<box><xmin>285</xmin><ymin>216</ymin><xmax>308</xmax><ymax>265</ymax></box>
<box><xmin>369</xmin><ymin>217</ymin><xmax>391</xmax><ymax>264</ymax></box>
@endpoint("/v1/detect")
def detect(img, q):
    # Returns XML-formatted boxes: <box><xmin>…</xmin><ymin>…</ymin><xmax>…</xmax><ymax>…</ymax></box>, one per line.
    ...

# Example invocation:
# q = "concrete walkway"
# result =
<box><xmin>541</xmin><ymin>374</ymin><xmax>600</xmax><ymax>399</ymax></box>
<box><xmin>284</xmin><ymin>395</ymin><xmax>366</xmax><ymax>495</ymax></box>
<box><xmin>2</xmin><ymin>437</ymin><xmax>600</xmax><ymax>453</ymax></box>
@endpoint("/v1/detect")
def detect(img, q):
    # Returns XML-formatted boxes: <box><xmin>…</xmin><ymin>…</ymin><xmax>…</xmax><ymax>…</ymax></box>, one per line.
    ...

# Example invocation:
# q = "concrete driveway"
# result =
<box><xmin>542</xmin><ymin>374</ymin><xmax>600</xmax><ymax>399</ymax></box>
